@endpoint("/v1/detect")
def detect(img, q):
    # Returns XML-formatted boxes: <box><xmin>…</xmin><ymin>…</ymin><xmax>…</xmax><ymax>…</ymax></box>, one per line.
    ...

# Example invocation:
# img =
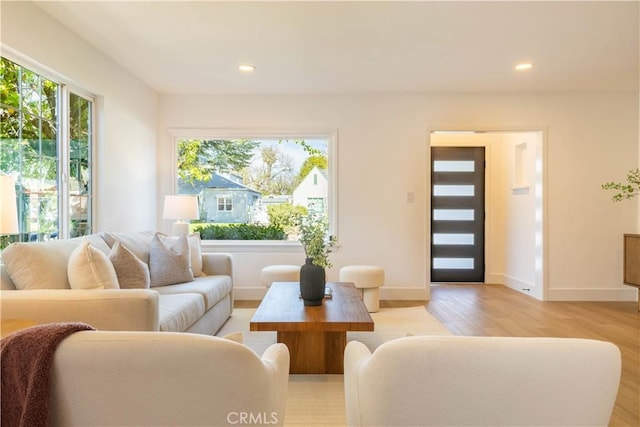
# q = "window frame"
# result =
<box><xmin>167</xmin><ymin>128</ymin><xmax>338</xmax><ymax>249</ymax></box>
<box><xmin>1</xmin><ymin>48</ymin><xmax>96</xmax><ymax>240</ymax></box>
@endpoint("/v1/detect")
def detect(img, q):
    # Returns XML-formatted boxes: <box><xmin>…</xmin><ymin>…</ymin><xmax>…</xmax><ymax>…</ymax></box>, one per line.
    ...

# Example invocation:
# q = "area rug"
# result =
<box><xmin>216</xmin><ymin>306</ymin><xmax>451</xmax><ymax>356</ymax></box>
<box><xmin>216</xmin><ymin>306</ymin><xmax>450</xmax><ymax>426</ymax></box>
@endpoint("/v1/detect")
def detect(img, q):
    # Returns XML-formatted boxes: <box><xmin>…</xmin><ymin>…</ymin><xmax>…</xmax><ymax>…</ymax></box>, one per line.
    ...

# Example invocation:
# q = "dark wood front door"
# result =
<box><xmin>430</xmin><ymin>146</ymin><xmax>485</xmax><ymax>282</ymax></box>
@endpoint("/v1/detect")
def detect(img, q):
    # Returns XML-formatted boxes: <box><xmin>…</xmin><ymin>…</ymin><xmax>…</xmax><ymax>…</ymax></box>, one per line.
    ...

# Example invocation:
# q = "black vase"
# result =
<box><xmin>299</xmin><ymin>257</ymin><xmax>326</xmax><ymax>306</ymax></box>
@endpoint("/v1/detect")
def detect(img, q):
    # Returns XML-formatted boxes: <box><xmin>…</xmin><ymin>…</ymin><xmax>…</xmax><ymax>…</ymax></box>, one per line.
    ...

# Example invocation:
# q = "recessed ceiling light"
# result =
<box><xmin>515</xmin><ymin>63</ymin><xmax>534</xmax><ymax>71</ymax></box>
<box><xmin>238</xmin><ymin>64</ymin><xmax>256</xmax><ymax>72</ymax></box>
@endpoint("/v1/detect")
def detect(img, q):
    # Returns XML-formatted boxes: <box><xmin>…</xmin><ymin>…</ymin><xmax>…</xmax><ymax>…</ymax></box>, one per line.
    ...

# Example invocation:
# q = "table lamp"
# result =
<box><xmin>163</xmin><ymin>195</ymin><xmax>199</xmax><ymax>235</ymax></box>
<box><xmin>1</xmin><ymin>174</ymin><xmax>19</xmax><ymax>235</ymax></box>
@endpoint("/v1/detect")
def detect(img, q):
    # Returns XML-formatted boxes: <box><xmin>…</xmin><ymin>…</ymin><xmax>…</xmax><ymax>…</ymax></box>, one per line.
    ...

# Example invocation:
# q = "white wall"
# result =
<box><xmin>1</xmin><ymin>1</ymin><xmax>159</xmax><ymax>232</ymax></box>
<box><xmin>5</xmin><ymin>1</ymin><xmax>636</xmax><ymax>302</ymax></box>
<box><xmin>159</xmin><ymin>92</ymin><xmax>639</xmax><ymax>302</ymax></box>
<box><xmin>501</xmin><ymin>132</ymin><xmax>544</xmax><ymax>300</ymax></box>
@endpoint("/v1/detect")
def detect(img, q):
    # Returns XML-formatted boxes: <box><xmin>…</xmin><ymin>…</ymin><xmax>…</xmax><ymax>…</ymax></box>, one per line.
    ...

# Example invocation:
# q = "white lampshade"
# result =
<box><xmin>0</xmin><ymin>175</ymin><xmax>19</xmax><ymax>235</ymax></box>
<box><xmin>163</xmin><ymin>195</ymin><xmax>199</xmax><ymax>235</ymax></box>
<box><xmin>163</xmin><ymin>195</ymin><xmax>199</xmax><ymax>220</ymax></box>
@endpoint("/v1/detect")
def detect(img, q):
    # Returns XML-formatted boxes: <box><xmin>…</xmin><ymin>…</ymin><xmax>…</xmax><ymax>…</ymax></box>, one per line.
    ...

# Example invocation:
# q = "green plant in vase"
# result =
<box><xmin>297</xmin><ymin>211</ymin><xmax>336</xmax><ymax>306</ymax></box>
<box><xmin>298</xmin><ymin>211</ymin><xmax>336</xmax><ymax>268</ymax></box>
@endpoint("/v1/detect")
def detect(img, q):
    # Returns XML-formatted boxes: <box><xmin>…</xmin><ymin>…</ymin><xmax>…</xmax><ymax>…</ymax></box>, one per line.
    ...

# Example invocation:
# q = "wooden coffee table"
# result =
<box><xmin>250</xmin><ymin>281</ymin><xmax>374</xmax><ymax>374</ymax></box>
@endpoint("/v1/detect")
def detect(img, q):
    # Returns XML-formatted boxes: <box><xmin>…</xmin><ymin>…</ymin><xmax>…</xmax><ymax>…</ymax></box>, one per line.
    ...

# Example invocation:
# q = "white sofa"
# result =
<box><xmin>0</xmin><ymin>231</ymin><xmax>234</xmax><ymax>335</ymax></box>
<box><xmin>344</xmin><ymin>335</ymin><xmax>621</xmax><ymax>427</ymax></box>
<box><xmin>48</xmin><ymin>331</ymin><xmax>289</xmax><ymax>426</ymax></box>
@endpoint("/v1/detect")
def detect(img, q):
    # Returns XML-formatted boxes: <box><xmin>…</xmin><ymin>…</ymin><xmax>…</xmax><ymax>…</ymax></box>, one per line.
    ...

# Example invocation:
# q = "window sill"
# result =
<box><xmin>201</xmin><ymin>240</ymin><xmax>304</xmax><ymax>253</ymax></box>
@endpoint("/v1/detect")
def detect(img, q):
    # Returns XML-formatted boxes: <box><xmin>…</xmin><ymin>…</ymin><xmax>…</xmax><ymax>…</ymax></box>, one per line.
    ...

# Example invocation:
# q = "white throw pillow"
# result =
<box><xmin>149</xmin><ymin>233</ymin><xmax>194</xmax><ymax>287</ymax></box>
<box><xmin>109</xmin><ymin>241</ymin><xmax>150</xmax><ymax>289</ymax></box>
<box><xmin>68</xmin><ymin>239</ymin><xmax>120</xmax><ymax>290</ymax></box>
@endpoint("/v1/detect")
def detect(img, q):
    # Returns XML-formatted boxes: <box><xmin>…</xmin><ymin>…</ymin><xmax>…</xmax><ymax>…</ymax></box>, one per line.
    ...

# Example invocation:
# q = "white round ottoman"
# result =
<box><xmin>339</xmin><ymin>265</ymin><xmax>385</xmax><ymax>312</ymax></box>
<box><xmin>261</xmin><ymin>265</ymin><xmax>300</xmax><ymax>288</ymax></box>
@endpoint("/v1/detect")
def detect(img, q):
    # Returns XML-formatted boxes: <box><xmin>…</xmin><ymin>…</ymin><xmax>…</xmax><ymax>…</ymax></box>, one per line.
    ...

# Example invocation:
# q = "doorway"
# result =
<box><xmin>430</xmin><ymin>146</ymin><xmax>485</xmax><ymax>282</ymax></box>
<box><xmin>429</xmin><ymin>130</ymin><xmax>545</xmax><ymax>301</ymax></box>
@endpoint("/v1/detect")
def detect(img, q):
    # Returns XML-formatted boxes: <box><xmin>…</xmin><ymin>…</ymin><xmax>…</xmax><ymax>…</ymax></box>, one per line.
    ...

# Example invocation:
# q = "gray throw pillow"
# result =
<box><xmin>109</xmin><ymin>241</ymin><xmax>150</xmax><ymax>289</ymax></box>
<box><xmin>149</xmin><ymin>233</ymin><xmax>194</xmax><ymax>287</ymax></box>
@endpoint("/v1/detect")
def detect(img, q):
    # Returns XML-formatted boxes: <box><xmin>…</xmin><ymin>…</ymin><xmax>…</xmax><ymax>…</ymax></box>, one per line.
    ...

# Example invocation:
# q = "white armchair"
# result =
<box><xmin>49</xmin><ymin>331</ymin><xmax>290</xmax><ymax>426</ymax></box>
<box><xmin>344</xmin><ymin>335</ymin><xmax>621</xmax><ymax>427</ymax></box>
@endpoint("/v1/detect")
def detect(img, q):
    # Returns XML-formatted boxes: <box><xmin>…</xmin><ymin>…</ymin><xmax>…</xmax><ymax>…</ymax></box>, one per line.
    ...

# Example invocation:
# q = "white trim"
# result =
<box><xmin>379</xmin><ymin>286</ymin><xmax>429</xmax><ymax>301</ymax></box>
<box><xmin>1</xmin><ymin>45</ymin><xmax>95</xmax><ymax>100</ymax></box>
<box><xmin>166</xmin><ymin>128</ymin><xmax>339</xmax><ymax>241</ymax></box>
<box><xmin>201</xmin><ymin>240</ymin><xmax>304</xmax><ymax>253</ymax></box>
<box><xmin>502</xmin><ymin>274</ymin><xmax>537</xmax><ymax>296</ymax></box>
<box><xmin>546</xmin><ymin>287</ymin><xmax>638</xmax><ymax>302</ymax></box>
<box><xmin>234</xmin><ymin>285</ymin><xmax>429</xmax><ymax>301</ymax></box>
<box><xmin>59</xmin><ymin>86</ymin><xmax>70</xmax><ymax>238</ymax></box>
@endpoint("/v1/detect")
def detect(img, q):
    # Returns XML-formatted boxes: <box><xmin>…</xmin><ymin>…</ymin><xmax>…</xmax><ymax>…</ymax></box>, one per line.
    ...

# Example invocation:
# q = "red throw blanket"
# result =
<box><xmin>1</xmin><ymin>322</ymin><xmax>95</xmax><ymax>427</ymax></box>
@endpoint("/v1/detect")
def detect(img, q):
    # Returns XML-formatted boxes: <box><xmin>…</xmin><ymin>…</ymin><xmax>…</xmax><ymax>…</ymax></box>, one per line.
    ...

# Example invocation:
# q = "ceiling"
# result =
<box><xmin>34</xmin><ymin>0</ymin><xmax>639</xmax><ymax>95</ymax></box>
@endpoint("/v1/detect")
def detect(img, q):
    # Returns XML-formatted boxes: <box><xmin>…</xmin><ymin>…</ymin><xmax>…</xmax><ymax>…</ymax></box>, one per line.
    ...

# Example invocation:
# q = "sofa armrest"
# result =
<box><xmin>344</xmin><ymin>340</ymin><xmax>374</xmax><ymax>427</ymax></box>
<box><xmin>50</xmin><ymin>332</ymin><xmax>290</xmax><ymax>426</ymax></box>
<box><xmin>0</xmin><ymin>289</ymin><xmax>160</xmax><ymax>331</ymax></box>
<box><xmin>201</xmin><ymin>252</ymin><xmax>233</xmax><ymax>277</ymax></box>
<box><xmin>260</xmin><ymin>343</ymin><xmax>290</xmax><ymax>424</ymax></box>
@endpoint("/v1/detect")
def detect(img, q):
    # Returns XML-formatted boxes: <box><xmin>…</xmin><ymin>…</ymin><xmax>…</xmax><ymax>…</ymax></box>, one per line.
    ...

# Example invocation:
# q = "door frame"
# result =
<box><xmin>427</xmin><ymin>127</ymin><xmax>548</xmax><ymax>301</ymax></box>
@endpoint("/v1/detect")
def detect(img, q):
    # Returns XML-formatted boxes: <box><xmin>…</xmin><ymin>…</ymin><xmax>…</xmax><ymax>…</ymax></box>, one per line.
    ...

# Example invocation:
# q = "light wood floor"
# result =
<box><xmin>421</xmin><ymin>284</ymin><xmax>640</xmax><ymax>427</ymax></box>
<box><xmin>238</xmin><ymin>284</ymin><xmax>639</xmax><ymax>426</ymax></box>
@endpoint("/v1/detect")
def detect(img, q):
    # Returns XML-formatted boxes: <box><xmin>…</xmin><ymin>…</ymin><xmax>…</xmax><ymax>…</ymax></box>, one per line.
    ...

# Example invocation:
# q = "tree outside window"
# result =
<box><xmin>0</xmin><ymin>57</ymin><xmax>93</xmax><ymax>244</ymax></box>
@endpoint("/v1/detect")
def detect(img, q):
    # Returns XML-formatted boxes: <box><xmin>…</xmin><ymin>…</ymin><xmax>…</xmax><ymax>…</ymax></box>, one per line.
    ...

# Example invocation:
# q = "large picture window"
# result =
<box><xmin>0</xmin><ymin>57</ymin><xmax>93</xmax><ymax>243</ymax></box>
<box><xmin>173</xmin><ymin>133</ymin><xmax>336</xmax><ymax>241</ymax></box>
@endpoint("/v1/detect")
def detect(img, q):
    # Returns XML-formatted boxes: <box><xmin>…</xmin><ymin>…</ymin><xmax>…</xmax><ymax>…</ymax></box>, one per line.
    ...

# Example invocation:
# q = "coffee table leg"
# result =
<box><xmin>278</xmin><ymin>331</ymin><xmax>346</xmax><ymax>374</ymax></box>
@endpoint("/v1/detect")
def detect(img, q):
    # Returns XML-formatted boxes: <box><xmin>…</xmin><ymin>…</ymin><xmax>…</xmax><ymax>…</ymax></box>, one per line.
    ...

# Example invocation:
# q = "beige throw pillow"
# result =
<box><xmin>157</xmin><ymin>232</ymin><xmax>203</xmax><ymax>277</ymax></box>
<box><xmin>149</xmin><ymin>233</ymin><xmax>194</xmax><ymax>287</ymax></box>
<box><xmin>109</xmin><ymin>241</ymin><xmax>150</xmax><ymax>289</ymax></box>
<box><xmin>99</xmin><ymin>230</ymin><xmax>155</xmax><ymax>264</ymax></box>
<box><xmin>2</xmin><ymin>239</ymin><xmax>83</xmax><ymax>289</ymax></box>
<box><xmin>68</xmin><ymin>239</ymin><xmax>120</xmax><ymax>290</ymax></box>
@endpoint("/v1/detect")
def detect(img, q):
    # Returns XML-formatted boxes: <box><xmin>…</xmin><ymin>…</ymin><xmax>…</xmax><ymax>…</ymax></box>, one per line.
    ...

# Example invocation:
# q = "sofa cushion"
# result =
<box><xmin>109</xmin><ymin>241</ymin><xmax>150</xmax><ymax>289</ymax></box>
<box><xmin>188</xmin><ymin>233</ymin><xmax>203</xmax><ymax>277</ymax></box>
<box><xmin>157</xmin><ymin>293</ymin><xmax>205</xmax><ymax>332</ymax></box>
<box><xmin>100</xmin><ymin>230</ymin><xmax>155</xmax><ymax>265</ymax></box>
<box><xmin>153</xmin><ymin>275</ymin><xmax>232</xmax><ymax>310</ymax></box>
<box><xmin>3</xmin><ymin>238</ymin><xmax>83</xmax><ymax>289</ymax></box>
<box><xmin>68</xmin><ymin>240</ymin><xmax>120</xmax><ymax>290</ymax></box>
<box><xmin>149</xmin><ymin>233</ymin><xmax>194</xmax><ymax>287</ymax></box>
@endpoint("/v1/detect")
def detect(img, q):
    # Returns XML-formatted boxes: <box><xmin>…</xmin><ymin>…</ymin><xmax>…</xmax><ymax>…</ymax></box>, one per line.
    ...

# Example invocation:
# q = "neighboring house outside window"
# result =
<box><xmin>0</xmin><ymin>57</ymin><xmax>94</xmax><ymax>242</ymax></box>
<box><xmin>292</xmin><ymin>166</ymin><xmax>328</xmax><ymax>214</ymax></box>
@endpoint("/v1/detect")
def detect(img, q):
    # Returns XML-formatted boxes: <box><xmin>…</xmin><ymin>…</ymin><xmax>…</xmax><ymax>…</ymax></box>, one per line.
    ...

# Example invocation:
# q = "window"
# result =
<box><xmin>217</xmin><ymin>197</ymin><xmax>233</xmax><ymax>211</ymax></box>
<box><xmin>0</xmin><ymin>57</ymin><xmax>94</xmax><ymax>242</ymax></box>
<box><xmin>173</xmin><ymin>132</ymin><xmax>336</xmax><ymax>241</ymax></box>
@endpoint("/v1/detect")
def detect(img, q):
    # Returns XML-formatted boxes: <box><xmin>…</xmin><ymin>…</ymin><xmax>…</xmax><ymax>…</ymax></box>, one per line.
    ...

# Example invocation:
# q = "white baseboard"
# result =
<box><xmin>234</xmin><ymin>286</ymin><xmax>429</xmax><ymax>301</ymax></box>
<box><xmin>380</xmin><ymin>286</ymin><xmax>429</xmax><ymax>300</ymax></box>
<box><xmin>501</xmin><ymin>275</ymin><xmax>539</xmax><ymax>298</ymax></box>
<box><xmin>546</xmin><ymin>287</ymin><xmax>638</xmax><ymax>302</ymax></box>
<box><xmin>234</xmin><ymin>287</ymin><xmax>268</xmax><ymax>300</ymax></box>
<box><xmin>234</xmin><ymin>284</ymin><xmax>638</xmax><ymax>303</ymax></box>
